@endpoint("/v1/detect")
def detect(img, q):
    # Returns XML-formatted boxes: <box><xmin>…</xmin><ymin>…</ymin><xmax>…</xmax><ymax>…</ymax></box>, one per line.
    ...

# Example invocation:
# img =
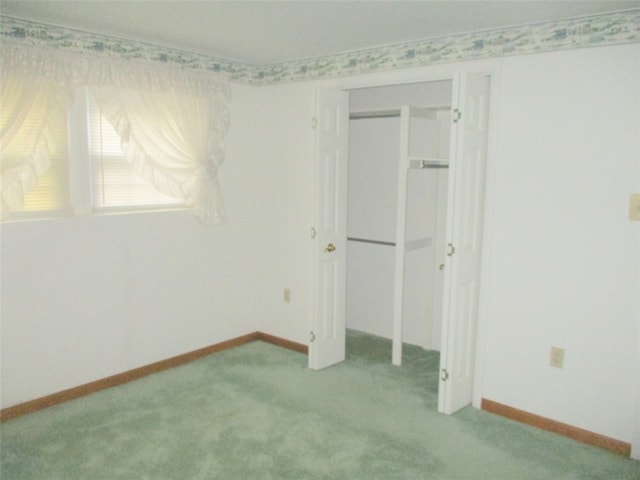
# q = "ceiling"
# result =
<box><xmin>1</xmin><ymin>1</ymin><xmax>638</xmax><ymax>65</ymax></box>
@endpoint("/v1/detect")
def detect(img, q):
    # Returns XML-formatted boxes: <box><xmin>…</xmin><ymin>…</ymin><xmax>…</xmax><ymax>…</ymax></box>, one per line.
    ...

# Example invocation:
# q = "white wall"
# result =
<box><xmin>1</xmin><ymin>81</ymin><xmax>317</xmax><ymax>409</ymax></box>
<box><xmin>246</xmin><ymin>84</ymin><xmax>316</xmax><ymax>345</ymax></box>
<box><xmin>349</xmin><ymin>80</ymin><xmax>452</xmax><ymax>111</ymax></box>
<box><xmin>479</xmin><ymin>44</ymin><xmax>640</xmax><ymax>444</ymax></box>
<box><xmin>0</xmin><ymin>83</ymin><xmax>268</xmax><ymax>408</ymax></box>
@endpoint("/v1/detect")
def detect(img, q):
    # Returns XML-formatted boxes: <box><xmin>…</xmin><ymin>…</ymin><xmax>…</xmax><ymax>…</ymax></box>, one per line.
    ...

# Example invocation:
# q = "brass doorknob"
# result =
<box><xmin>325</xmin><ymin>243</ymin><xmax>336</xmax><ymax>253</ymax></box>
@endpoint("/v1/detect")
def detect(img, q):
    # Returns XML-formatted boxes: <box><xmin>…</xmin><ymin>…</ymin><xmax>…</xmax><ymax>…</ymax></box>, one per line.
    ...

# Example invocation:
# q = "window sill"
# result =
<box><xmin>1</xmin><ymin>205</ymin><xmax>187</xmax><ymax>224</ymax></box>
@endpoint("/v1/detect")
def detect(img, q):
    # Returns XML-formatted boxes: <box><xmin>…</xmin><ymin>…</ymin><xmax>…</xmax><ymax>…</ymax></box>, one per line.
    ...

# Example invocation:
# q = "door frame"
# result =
<box><xmin>311</xmin><ymin>63</ymin><xmax>500</xmax><ymax>410</ymax></box>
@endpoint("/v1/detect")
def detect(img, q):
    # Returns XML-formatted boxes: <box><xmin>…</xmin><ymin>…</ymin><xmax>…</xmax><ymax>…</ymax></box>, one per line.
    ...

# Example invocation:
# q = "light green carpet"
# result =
<box><xmin>1</xmin><ymin>330</ymin><xmax>638</xmax><ymax>479</ymax></box>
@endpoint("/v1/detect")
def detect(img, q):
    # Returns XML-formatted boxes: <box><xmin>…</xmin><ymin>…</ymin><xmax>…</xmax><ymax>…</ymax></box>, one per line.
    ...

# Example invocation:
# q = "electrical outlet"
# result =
<box><xmin>550</xmin><ymin>346</ymin><xmax>564</xmax><ymax>368</ymax></box>
<box><xmin>629</xmin><ymin>194</ymin><xmax>640</xmax><ymax>221</ymax></box>
<box><xmin>283</xmin><ymin>288</ymin><xmax>291</xmax><ymax>303</ymax></box>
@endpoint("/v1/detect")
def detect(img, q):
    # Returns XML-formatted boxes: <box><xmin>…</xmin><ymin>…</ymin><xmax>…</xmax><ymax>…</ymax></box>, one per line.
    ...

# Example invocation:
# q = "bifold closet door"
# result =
<box><xmin>438</xmin><ymin>73</ymin><xmax>491</xmax><ymax>414</ymax></box>
<box><xmin>309</xmin><ymin>89</ymin><xmax>349</xmax><ymax>371</ymax></box>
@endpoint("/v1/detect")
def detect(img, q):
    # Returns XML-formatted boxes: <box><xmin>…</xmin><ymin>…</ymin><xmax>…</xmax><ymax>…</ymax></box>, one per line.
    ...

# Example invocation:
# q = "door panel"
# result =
<box><xmin>438</xmin><ymin>74</ymin><xmax>491</xmax><ymax>414</ymax></box>
<box><xmin>309</xmin><ymin>89</ymin><xmax>349</xmax><ymax>370</ymax></box>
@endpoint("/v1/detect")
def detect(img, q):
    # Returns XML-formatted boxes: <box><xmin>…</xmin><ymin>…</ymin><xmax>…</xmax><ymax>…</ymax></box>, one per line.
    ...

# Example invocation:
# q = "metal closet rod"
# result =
<box><xmin>409</xmin><ymin>159</ymin><xmax>450</xmax><ymax>169</ymax></box>
<box><xmin>349</xmin><ymin>105</ymin><xmax>452</xmax><ymax>120</ymax></box>
<box><xmin>347</xmin><ymin>237</ymin><xmax>396</xmax><ymax>246</ymax></box>
<box><xmin>410</xmin><ymin>163</ymin><xmax>449</xmax><ymax>170</ymax></box>
<box><xmin>413</xmin><ymin>164</ymin><xmax>449</xmax><ymax>169</ymax></box>
<box><xmin>349</xmin><ymin>109</ymin><xmax>400</xmax><ymax>120</ymax></box>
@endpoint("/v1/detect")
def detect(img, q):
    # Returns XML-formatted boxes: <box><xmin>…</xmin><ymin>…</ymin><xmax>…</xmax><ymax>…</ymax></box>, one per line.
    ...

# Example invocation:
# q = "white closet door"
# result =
<box><xmin>309</xmin><ymin>89</ymin><xmax>349</xmax><ymax>370</ymax></box>
<box><xmin>438</xmin><ymin>74</ymin><xmax>491</xmax><ymax>414</ymax></box>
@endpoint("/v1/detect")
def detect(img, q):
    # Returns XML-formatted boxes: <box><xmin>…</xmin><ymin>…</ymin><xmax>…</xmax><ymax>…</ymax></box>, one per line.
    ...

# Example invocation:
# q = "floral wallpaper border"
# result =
<box><xmin>1</xmin><ymin>10</ymin><xmax>639</xmax><ymax>85</ymax></box>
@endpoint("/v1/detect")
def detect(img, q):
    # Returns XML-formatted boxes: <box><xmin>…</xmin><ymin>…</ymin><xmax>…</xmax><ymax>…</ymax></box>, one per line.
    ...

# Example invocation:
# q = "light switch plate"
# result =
<box><xmin>550</xmin><ymin>346</ymin><xmax>564</xmax><ymax>368</ymax></box>
<box><xmin>630</xmin><ymin>194</ymin><xmax>640</xmax><ymax>221</ymax></box>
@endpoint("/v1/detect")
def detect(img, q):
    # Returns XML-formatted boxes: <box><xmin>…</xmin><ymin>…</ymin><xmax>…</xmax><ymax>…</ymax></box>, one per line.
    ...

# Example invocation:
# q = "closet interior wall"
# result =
<box><xmin>346</xmin><ymin>80</ymin><xmax>453</xmax><ymax>351</ymax></box>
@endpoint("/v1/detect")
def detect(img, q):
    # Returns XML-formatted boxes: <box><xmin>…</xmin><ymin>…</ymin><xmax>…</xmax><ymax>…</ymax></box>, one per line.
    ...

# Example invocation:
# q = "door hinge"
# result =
<box><xmin>310</xmin><ymin>331</ymin><xmax>316</xmax><ymax>343</ymax></box>
<box><xmin>453</xmin><ymin>109</ymin><xmax>462</xmax><ymax>123</ymax></box>
<box><xmin>312</xmin><ymin>117</ymin><xmax>318</xmax><ymax>129</ymax></box>
<box><xmin>447</xmin><ymin>243</ymin><xmax>456</xmax><ymax>256</ymax></box>
<box><xmin>441</xmin><ymin>368</ymin><xmax>450</xmax><ymax>382</ymax></box>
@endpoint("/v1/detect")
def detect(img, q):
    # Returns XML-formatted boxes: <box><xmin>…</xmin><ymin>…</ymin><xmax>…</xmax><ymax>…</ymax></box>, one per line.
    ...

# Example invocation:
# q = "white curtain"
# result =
<box><xmin>0</xmin><ymin>47</ymin><xmax>72</xmax><ymax>213</ymax></box>
<box><xmin>88</xmin><ymin>59</ymin><xmax>230</xmax><ymax>223</ymax></box>
<box><xmin>0</xmin><ymin>44</ymin><xmax>231</xmax><ymax>223</ymax></box>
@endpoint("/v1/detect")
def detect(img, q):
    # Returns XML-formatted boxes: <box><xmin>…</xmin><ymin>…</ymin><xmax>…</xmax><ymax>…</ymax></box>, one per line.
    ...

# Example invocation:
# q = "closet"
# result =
<box><xmin>346</xmin><ymin>80</ymin><xmax>452</xmax><ymax>357</ymax></box>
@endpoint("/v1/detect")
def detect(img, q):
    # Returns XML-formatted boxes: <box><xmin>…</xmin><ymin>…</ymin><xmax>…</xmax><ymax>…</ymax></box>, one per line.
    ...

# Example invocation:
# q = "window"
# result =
<box><xmin>1</xmin><ymin>46</ymin><xmax>230</xmax><ymax>223</ymax></box>
<box><xmin>0</xmin><ymin>74</ymin><xmax>70</xmax><ymax>217</ymax></box>
<box><xmin>3</xmin><ymin>111</ymin><xmax>70</xmax><ymax>214</ymax></box>
<box><xmin>20</xmin><ymin>156</ymin><xmax>69</xmax><ymax>213</ymax></box>
<box><xmin>1</xmin><ymin>87</ymin><xmax>185</xmax><ymax>221</ymax></box>
<box><xmin>88</xmin><ymin>95</ymin><xmax>181</xmax><ymax>210</ymax></box>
